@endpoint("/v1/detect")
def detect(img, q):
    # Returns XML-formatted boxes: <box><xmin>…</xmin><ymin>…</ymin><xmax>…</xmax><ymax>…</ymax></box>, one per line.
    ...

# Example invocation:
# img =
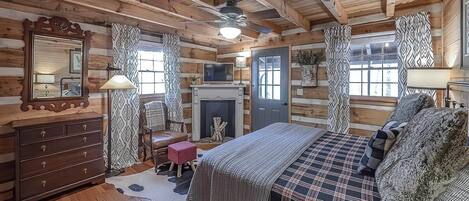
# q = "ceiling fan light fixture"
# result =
<box><xmin>220</xmin><ymin>22</ymin><xmax>241</xmax><ymax>39</ymax></box>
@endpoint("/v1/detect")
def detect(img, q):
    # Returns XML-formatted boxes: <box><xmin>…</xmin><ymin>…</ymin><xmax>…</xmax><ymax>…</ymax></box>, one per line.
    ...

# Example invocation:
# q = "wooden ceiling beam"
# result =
<box><xmin>121</xmin><ymin>0</ymin><xmax>260</xmax><ymax>40</ymax></box>
<box><xmin>0</xmin><ymin>0</ymin><xmax>226</xmax><ymax>46</ymax></box>
<box><xmin>254</xmin><ymin>0</ymin><xmax>310</xmax><ymax>31</ymax></box>
<box><xmin>320</xmin><ymin>0</ymin><xmax>348</xmax><ymax>24</ymax></box>
<box><xmin>61</xmin><ymin>0</ymin><xmax>245</xmax><ymax>42</ymax></box>
<box><xmin>385</xmin><ymin>0</ymin><xmax>396</xmax><ymax>17</ymax></box>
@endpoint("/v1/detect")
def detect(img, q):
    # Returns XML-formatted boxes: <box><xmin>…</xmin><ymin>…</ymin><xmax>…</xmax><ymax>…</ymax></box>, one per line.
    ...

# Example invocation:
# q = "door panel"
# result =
<box><xmin>252</xmin><ymin>47</ymin><xmax>289</xmax><ymax>131</ymax></box>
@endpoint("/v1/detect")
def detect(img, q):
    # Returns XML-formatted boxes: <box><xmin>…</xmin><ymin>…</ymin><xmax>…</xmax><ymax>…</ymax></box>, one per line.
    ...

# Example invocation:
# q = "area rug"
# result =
<box><xmin>105</xmin><ymin>149</ymin><xmax>207</xmax><ymax>201</ymax></box>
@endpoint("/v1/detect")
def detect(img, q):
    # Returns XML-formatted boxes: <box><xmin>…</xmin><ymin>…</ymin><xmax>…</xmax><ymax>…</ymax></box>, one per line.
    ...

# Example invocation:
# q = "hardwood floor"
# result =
<box><xmin>47</xmin><ymin>144</ymin><xmax>215</xmax><ymax>201</ymax></box>
<box><xmin>49</xmin><ymin>160</ymin><xmax>155</xmax><ymax>201</ymax></box>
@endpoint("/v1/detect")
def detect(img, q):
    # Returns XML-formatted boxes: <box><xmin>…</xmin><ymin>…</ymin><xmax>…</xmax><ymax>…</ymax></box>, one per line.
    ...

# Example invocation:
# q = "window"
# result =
<box><xmin>137</xmin><ymin>50</ymin><xmax>165</xmax><ymax>95</ymax></box>
<box><xmin>350</xmin><ymin>42</ymin><xmax>398</xmax><ymax>97</ymax></box>
<box><xmin>258</xmin><ymin>56</ymin><xmax>281</xmax><ymax>100</ymax></box>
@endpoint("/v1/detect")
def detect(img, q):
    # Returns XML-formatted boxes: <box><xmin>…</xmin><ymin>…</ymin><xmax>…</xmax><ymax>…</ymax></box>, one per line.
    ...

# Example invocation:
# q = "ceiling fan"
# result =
<box><xmin>184</xmin><ymin>0</ymin><xmax>281</xmax><ymax>39</ymax></box>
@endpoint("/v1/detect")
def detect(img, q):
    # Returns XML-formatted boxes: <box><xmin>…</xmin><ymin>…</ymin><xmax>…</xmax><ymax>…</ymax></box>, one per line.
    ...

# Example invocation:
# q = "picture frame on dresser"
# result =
<box><xmin>11</xmin><ymin>113</ymin><xmax>105</xmax><ymax>201</ymax></box>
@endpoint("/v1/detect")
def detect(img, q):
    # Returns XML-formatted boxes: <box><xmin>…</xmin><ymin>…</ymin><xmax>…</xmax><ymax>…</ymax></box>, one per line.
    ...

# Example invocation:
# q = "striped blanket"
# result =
<box><xmin>187</xmin><ymin>123</ymin><xmax>327</xmax><ymax>201</ymax></box>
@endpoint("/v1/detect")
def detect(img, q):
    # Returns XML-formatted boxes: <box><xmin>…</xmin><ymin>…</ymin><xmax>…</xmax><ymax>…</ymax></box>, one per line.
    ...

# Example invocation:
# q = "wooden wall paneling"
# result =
<box><xmin>443</xmin><ymin>0</ymin><xmax>461</xmax><ymax>68</ymax></box>
<box><xmin>0</xmin><ymin>77</ymin><xmax>22</xmax><ymax>97</ymax></box>
<box><xmin>0</xmin><ymin>48</ymin><xmax>23</xmax><ymax>68</ymax></box>
<box><xmin>180</xmin><ymin>47</ymin><xmax>217</xmax><ymax>61</ymax></box>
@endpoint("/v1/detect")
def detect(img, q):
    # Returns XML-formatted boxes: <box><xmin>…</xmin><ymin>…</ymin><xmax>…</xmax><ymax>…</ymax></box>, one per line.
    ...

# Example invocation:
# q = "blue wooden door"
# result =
<box><xmin>251</xmin><ymin>47</ymin><xmax>289</xmax><ymax>130</ymax></box>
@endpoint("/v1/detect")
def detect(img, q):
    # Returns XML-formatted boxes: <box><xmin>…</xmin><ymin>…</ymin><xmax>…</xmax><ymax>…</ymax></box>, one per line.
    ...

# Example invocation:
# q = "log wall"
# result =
<box><xmin>218</xmin><ymin>2</ymin><xmax>444</xmax><ymax>136</ymax></box>
<box><xmin>0</xmin><ymin>7</ymin><xmax>216</xmax><ymax>200</ymax></box>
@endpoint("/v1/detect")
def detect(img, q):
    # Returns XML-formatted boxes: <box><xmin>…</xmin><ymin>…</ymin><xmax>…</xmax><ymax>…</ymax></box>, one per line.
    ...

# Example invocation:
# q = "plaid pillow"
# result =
<box><xmin>357</xmin><ymin>121</ymin><xmax>407</xmax><ymax>176</ymax></box>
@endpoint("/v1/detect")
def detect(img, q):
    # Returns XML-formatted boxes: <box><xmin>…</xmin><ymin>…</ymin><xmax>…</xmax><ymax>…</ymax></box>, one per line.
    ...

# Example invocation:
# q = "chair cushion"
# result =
<box><xmin>387</xmin><ymin>93</ymin><xmax>435</xmax><ymax>124</ymax></box>
<box><xmin>375</xmin><ymin>108</ymin><xmax>469</xmax><ymax>201</ymax></box>
<box><xmin>357</xmin><ymin>121</ymin><xmax>407</xmax><ymax>176</ymax></box>
<box><xmin>143</xmin><ymin>131</ymin><xmax>188</xmax><ymax>149</ymax></box>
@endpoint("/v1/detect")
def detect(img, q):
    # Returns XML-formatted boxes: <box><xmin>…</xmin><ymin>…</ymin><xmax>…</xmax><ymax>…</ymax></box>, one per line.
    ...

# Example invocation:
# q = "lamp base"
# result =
<box><xmin>105</xmin><ymin>168</ymin><xmax>125</xmax><ymax>178</ymax></box>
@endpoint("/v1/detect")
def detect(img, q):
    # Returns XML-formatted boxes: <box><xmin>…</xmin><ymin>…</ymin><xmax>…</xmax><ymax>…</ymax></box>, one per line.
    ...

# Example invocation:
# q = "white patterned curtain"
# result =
<box><xmin>325</xmin><ymin>25</ymin><xmax>352</xmax><ymax>134</ymax></box>
<box><xmin>163</xmin><ymin>33</ymin><xmax>184</xmax><ymax>131</ymax></box>
<box><xmin>106</xmin><ymin>23</ymin><xmax>140</xmax><ymax>169</ymax></box>
<box><xmin>396</xmin><ymin>11</ymin><xmax>435</xmax><ymax>98</ymax></box>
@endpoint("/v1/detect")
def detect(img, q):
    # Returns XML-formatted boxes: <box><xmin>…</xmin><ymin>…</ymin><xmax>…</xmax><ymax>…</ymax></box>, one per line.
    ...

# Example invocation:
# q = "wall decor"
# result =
<box><xmin>21</xmin><ymin>16</ymin><xmax>90</xmax><ymax>112</ymax></box>
<box><xmin>297</xmin><ymin>50</ymin><xmax>325</xmax><ymax>87</ymax></box>
<box><xmin>462</xmin><ymin>0</ymin><xmax>469</xmax><ymax>68</ymax></box>
<box><xmin>69</xmin><ymin>49</ymin><xmax>82</xmax><ymax>74</ymax></box>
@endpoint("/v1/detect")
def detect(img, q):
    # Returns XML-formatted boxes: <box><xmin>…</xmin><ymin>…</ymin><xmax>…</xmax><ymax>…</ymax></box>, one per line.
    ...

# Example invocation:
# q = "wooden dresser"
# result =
<box><xmin>11</xmin><ymin>112</ymin><xmax>105</xmax><ymax>201</ymax></box>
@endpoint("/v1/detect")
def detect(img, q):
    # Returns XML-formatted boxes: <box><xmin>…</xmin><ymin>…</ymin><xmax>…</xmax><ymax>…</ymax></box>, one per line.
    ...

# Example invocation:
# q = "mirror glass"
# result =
<box><xmin>32</xmin><ymin>35</ymin><xmax>83</xmax><ymax>99</ymax></box>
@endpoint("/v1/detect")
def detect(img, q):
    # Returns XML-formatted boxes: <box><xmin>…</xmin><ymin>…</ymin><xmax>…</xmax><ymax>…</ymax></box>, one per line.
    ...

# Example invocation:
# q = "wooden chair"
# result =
<box><xmin>141</xmin><ymin>101</ymin><xmax>188</xmax><ymax>172</ymax></box>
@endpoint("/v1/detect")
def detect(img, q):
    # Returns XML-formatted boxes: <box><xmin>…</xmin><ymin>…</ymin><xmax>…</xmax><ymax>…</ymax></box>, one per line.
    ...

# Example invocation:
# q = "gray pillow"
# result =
<box><xmin>436</xmin><ymin>165</ymin><xmax>469</xmax><ymax>201</ymax></box>
<box><xmin>375</xmin><ymin>108</ymin><xmax>469</xmax><ymax>201</ymax></box>
<box><xmin>388</xmin><ymin>93</ymin><xmax>435</xmax><ymax>123</ymax></box>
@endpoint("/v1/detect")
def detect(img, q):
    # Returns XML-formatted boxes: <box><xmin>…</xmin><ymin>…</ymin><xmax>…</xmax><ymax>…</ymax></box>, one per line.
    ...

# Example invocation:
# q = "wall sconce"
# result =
<box><xmin>235</xmin><ymin>56</ymin><xmax>247</xmax><ymax>85</ymax></box>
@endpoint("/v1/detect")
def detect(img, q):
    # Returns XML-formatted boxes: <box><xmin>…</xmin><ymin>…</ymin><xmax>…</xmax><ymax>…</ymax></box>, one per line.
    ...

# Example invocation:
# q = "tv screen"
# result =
<box><xmin>203</xmin><ymin>63</ymin><xmax>234</xmax><ymax>82</ymax></box>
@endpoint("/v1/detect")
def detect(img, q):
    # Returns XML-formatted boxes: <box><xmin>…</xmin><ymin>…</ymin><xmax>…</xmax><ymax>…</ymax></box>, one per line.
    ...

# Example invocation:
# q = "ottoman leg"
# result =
<box><xmin>169</xmin><ymin>162</ymin><xmax>175</xmax><ymax>171</ymax></box>
<box><xmin>177</xmin><ymin>165</ymin><xmax>182</xmax><ymax>177</ymax></box>
<box><xmin>190</xmin><ymin>161</ymin><xmax>196</xmax><ymax>172</ymax></box>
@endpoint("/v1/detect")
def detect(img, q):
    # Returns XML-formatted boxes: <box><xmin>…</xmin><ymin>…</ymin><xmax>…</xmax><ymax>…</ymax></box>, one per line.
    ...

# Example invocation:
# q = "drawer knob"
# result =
<box><xmin>40</xmin><ymin>130</ymin><xmax>46</xmax><ymax>138</ymax></box>
<box><xmin>83</xmin><ymin>124</ymin><xmax>87</xmax><ymax>131</ymax></box>
<box><xmin>83</xmin><ymin>136</ymin><xmax>87</xmax><ymax>143</ymax></box>
<box><xmin>41</xmin><ymin>161</ymin><xmax>46</xmax><ymax>169</ymax></box>
<box><xmin>83</xmin><ymin>168</ymin><xmax>88</xmax><ymax>174</ymax></box>
<box><xmin>83</xmin><ymin>151</ymin><xmax>87</xmax><ymax>158</ymax></box>
<box><xmin>41</xmin><ymin>145</ymin><xmax>47</xmax><ymax>152</ymax></box>
<box><xmin>41</xmin><ymin>180</ymin><xmax>47</xmax><ymax>188</ymax></box>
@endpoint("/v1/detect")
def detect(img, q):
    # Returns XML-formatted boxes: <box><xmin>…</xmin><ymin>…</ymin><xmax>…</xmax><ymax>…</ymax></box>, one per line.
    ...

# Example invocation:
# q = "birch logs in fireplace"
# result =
<box><xmin>211</xmin><ymin>117</ymin><xmax>227</xmax><ymax>142</ymax></box>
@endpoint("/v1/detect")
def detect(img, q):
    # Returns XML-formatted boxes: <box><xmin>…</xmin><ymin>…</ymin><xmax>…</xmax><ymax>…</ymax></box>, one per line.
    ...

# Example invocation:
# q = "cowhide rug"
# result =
<box><xmin>106</xmin><ymin>150</ymin><xmax>206</xmax><ymax>201</ymax></box>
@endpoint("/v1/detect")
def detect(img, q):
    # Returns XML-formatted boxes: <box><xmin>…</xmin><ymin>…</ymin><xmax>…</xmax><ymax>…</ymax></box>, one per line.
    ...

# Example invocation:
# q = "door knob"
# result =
<box><xmin>282</xmin><ymin>102</ymin><xmax>288</xmax><ymax>106</ymax></box>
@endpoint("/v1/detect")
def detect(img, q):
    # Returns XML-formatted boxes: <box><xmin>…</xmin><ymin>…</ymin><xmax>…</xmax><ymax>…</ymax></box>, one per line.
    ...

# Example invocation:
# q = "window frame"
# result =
<box><xmin>137</xmin><ymin>49</ymin><xmax>165</xmax><ymax>95</ymax></box>
<box><xmin>349</xmin><ymin>41</ymin><xmax>399</xmax><ymax>98</ymax></box>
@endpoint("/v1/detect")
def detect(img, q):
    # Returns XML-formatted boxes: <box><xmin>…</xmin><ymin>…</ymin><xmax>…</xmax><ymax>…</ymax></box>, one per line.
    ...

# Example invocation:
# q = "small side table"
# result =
<box><xmin>168</xmin><ymin>141</ymin><xmax>197</xmax><ymax>177</ymax></box>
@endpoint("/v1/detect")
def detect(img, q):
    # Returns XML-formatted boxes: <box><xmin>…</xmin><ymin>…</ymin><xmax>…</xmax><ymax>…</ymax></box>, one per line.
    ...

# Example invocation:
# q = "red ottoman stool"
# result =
<box><xmin>168</xmin><ymin>141</ymin><xmax>197</xmax><ymax>177</ymax></box>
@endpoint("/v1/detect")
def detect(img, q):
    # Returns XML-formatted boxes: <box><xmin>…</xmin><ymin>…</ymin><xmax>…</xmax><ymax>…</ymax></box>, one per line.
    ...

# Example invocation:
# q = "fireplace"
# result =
<box><xmin>200</xmin><ymin>100</ymin><xmax>235</xmax><ymax>139</ymax></box>
<box><xmin>191</xmin><ymin>84</ymin><xmax>245</xmax><ymax>141</ymax></box>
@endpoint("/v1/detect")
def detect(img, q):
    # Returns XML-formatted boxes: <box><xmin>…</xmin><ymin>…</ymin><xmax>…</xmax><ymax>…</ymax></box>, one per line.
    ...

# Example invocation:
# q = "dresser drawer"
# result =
<box><xmin>20</xmin><ymin>131</ymin><xmax>102</xmax><ymax>160</ymax></box>
<box><xmin>19</xmin><ymin>126</ymin><xmax>64</xmax><ymax>145</ymax></box>
<box><xmin>21</xmin><ymin>145</ymin><xmax>103</xmax><ymax>178</ymax></box>
<box><xmin>67</xmin><ymin>120</ymin><xmax>101</xmax><ymax>135</ymax></box>
<box><xmin>20</xmin><ymin>158</ymin><xmax>105</xmax><ymax>199</ymax></box>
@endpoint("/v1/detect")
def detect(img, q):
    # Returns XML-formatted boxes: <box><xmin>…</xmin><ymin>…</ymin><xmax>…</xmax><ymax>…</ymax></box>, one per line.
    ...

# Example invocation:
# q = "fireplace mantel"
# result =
<box><xmin>191</xmin><ymin>84</ymin><xmax>245</xmax><ymax>141</ymax></box>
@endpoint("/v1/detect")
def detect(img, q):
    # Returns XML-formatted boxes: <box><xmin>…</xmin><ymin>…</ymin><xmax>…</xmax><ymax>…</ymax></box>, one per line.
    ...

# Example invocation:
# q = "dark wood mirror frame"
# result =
<box><xmin>21</xmin><ymin>16</ymin><xmax>91</xmax><ymax>112</ymax></box>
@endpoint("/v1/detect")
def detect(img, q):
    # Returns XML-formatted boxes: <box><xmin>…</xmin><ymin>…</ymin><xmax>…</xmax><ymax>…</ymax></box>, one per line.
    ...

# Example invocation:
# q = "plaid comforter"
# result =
<box><xmin>271</xmin><ymin>132</ymin><xmax>380</xmax><ymax>201</ymax></box>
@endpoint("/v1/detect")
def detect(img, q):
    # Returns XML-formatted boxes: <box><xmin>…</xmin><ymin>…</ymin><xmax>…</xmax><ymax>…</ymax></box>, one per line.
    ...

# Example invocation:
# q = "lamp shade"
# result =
<box><xmin>235</xmin><ymin>56</ymin><xmax>247</xmax><ymax>68</ymax></box>
<box><xmin>407</xmin><ymin>68</ymin><xmax>451</xmax><ymax>90</ymax></box>
<box><xmin>100</xmin><ymin>75</ymin><xmax>137</xmax><ymax>90</ymax></box>
<box><xmin>35</xmin><ymin>74</ymin><xmax>55</xmax><ymax>84</ymax></box>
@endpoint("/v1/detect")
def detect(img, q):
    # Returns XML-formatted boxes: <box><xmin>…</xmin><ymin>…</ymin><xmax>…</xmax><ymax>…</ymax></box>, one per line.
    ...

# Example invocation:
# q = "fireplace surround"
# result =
<box><xmin>191</xmin><ymin>84</ymin><xmax>245</xmax><ymax>141</ymax></box>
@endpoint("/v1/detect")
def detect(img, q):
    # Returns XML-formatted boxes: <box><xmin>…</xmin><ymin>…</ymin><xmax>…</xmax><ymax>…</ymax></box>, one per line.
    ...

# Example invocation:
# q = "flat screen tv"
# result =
<box><xmin>203</xmin><ymin>63</ymin><xmax>234</xmax><ymax>83</ymax></box>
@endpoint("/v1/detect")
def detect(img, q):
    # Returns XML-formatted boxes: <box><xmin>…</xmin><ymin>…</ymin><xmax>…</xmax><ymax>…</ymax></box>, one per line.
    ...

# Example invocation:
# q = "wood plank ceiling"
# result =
<box><xmin>1</xmin><ymin>0</ymin><xmax>441</xmax><ymax>46</ymax></box>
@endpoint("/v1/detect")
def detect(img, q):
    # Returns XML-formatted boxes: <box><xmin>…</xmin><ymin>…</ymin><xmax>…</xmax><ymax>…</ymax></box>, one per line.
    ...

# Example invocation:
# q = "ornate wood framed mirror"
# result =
<box><xmin>21</xmin><ymin>16</ymin><xmax>91</xmax><ymax>112</ymax></box>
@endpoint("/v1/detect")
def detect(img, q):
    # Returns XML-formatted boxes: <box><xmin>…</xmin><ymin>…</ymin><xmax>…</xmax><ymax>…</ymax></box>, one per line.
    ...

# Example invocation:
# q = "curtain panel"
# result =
<box><xmin>396</xmin><ymin>11</ymin><xmax>435</xmax><ymax>98</ymax></box>
<box><xmin>163</xmin><ymin>33</ymin><xmax>184</xmax><ymax>131</ymax></box>
<box><xmin>325</xmin><ymin>25</ymin><xmax>352</xmax><ymax>134</ymax></box>
<box><xmin>106</xmin><ymin>23</ymin><xmax>141</xmax><ymax>169</ymax></box>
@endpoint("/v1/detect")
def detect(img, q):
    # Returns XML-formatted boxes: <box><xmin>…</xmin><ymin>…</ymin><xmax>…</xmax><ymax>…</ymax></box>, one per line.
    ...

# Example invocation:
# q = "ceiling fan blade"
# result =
<box><xmin>246</xmin><ymin>22</ymin><xmax>272</xmax><ymax>34</ymax></box>
<box><xmin>180</xmin><ymin>20</ymin><xmax>224</xmax><ymax>24</ymax></box>
<box><xmin>247</xmin><ymin>9</ymin><xmax>281</xmax><ymax>20</ymax></box>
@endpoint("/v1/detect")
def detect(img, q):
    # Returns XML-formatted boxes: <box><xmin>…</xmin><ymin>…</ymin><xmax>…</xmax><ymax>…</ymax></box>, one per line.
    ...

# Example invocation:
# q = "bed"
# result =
<box><xmin>188</xmin><ymin>93</ymin><xmax>465</xmax><ymax>201</ymax></box>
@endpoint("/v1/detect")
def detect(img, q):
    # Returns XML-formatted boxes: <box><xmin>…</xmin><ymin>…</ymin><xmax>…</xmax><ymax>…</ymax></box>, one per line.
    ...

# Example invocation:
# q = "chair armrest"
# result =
<box><xmin>142</xmin><ymin>125</ymin><xmax>153</xmax><ymax>134</ymax></box>
<box><xmin>167</xmin><ymin>120</ymin><xmax>185</xmax><ymax>133</ymax></box>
